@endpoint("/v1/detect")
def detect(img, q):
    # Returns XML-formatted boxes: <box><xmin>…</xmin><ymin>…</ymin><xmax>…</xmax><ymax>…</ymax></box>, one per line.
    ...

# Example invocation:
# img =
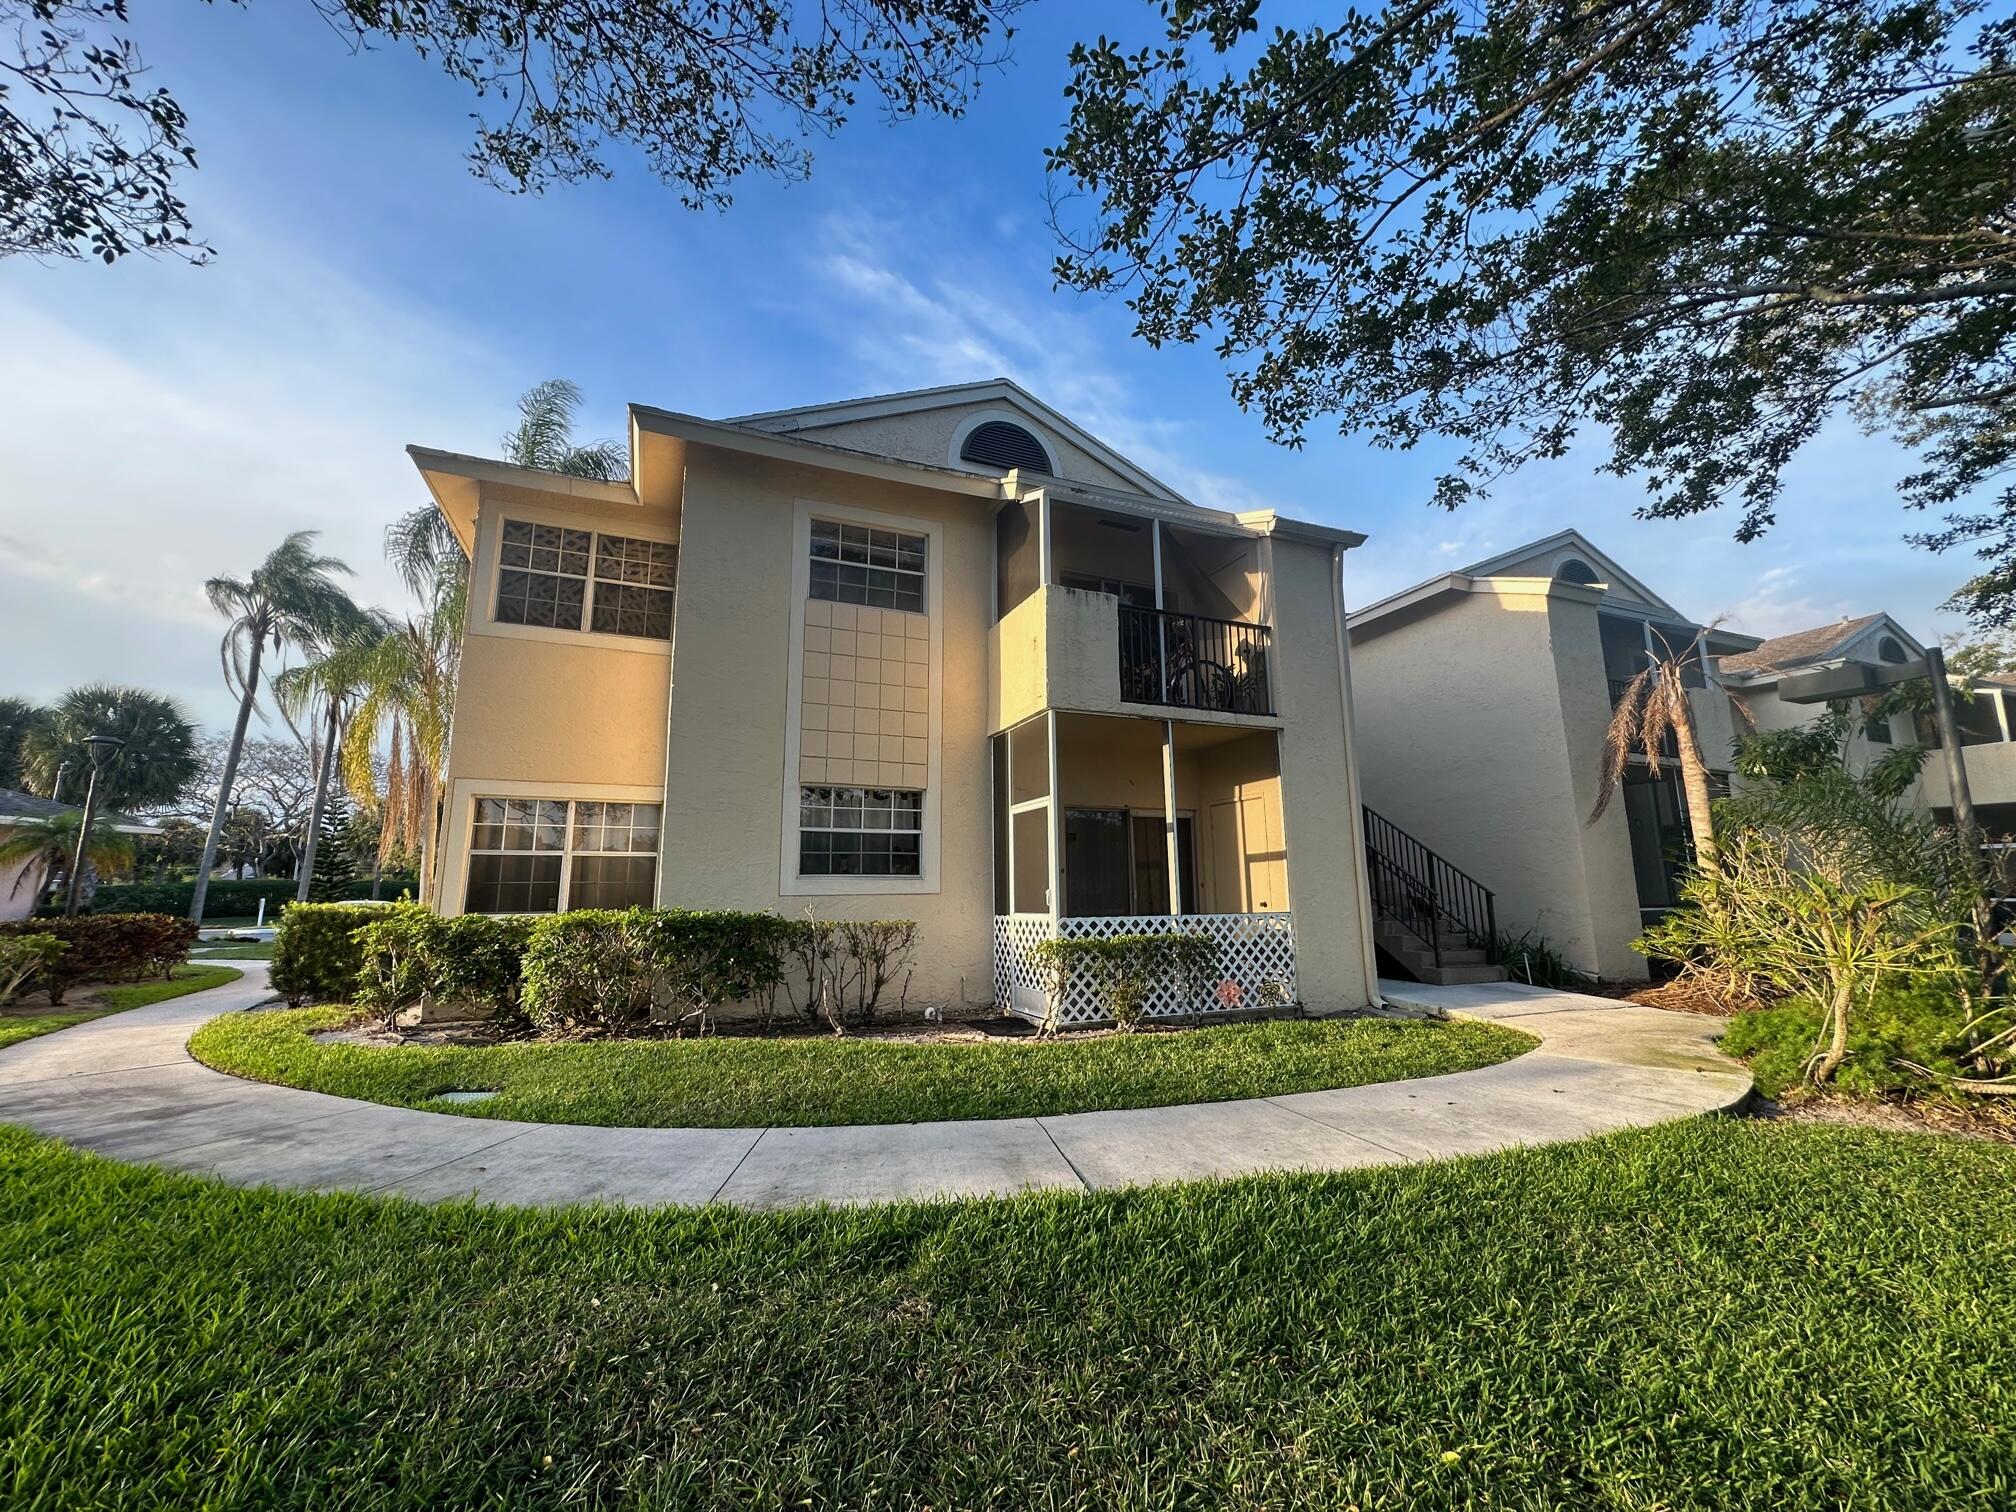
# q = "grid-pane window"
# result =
<box><xmin>809</xmin><ymin>520</ymin><xmax>925</xmax><ymax>613</ymax></box>
<box><xmin>465</xmin><ymin>797</ymin><xmax>661</xmax><ymax>912</ymax></box>
<box><xmin>590</xmin><ymin>533</ymin><xmax>677</xmax><ymax>638</ymax></box>
<box><xmin>497</xmin><ymin>521</ymin><xmax>591</xmax><ymax>630</ymax></box>
<box><xmin>798</xmin><ymin>786</ymin><xmax>923</xmax><ymax>876</ymax></box>
<box><xmin>495</xmin><ymin>519</ymin><xmax>676</xmax><ymax>640</ymax></box>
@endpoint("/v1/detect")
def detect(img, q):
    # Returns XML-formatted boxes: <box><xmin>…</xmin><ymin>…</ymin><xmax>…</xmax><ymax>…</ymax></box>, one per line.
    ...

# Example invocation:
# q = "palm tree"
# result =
<box><xmin>500</xmin><ymin>378</ymin><xmax>627</xmax><ymax>480</ymax></box>
<box><xmin>189</xmin><ymin>532</ymin><xmax>360</xmax><ymax>922</ymax></box>
<box><xmin>0</xmin><ymin>697</ymin><xmax>45</xmax><ymax>790</ymax></box>
<box><xmin>0</xmin><ymin>810</ymin><xmax>133</xmax><ymax>906</ymax></box>
<box><xmin>275</xmin><ymin>605</ymin><xmax>391</xmax><ymax>903</ymax></box>
<box><xmin>1591</xmin><ymin>628</ymin><xmax>1721</xmax><ymax>872</ymax></box>
<box><xmin>16</xmin><ymin>685</ymin><xmax>200</xmax><ymax>811</ymax></box>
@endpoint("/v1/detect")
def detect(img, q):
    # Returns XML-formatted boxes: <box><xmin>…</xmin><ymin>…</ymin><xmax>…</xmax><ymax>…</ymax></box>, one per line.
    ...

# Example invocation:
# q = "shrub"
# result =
<box><xmin>271</xmin><ymin>902</ymin><xmax>408</xmax><ymax>1006</ymax></box>
<box><xmin>521</xmin><ymin>910</ymin><xmax>660</xmax><ymax>1033</ymax></box>
<box><xmin>779</xmin><ymin>918</ymin><xmax>918</xmax><ymax>1030</ymax></box>
<box><xmin>1723</xmin><ymin>979</ymin><xmax>2005</xmax><ymax>1101</ymax></box>
<box><xmin>1034</xmin><ymin>933</ymin><xmax>1221</xmax><ymax>1031</ymax></box>
<box><xmin>0</xmin><ymin>914</ymin><xmax>196</xmax><ymax>1004</ymax></box>
<box><xmin>521</xmin><ymin>909</ymin><xmax>908</xmax><ymax>1037</ymax></box>
<box><xmin>0</xmin><ymin>934</ymin><xmax>65</xmax><ymax>1006</ymax></box>
<box><xmin>1481</xmin><ymin>927</ymin><xmax>1594</xmax><ymax>991</ymax></box>
<box><xmin>83</xmin><ymin>876</ymin><xmax>419</xmax><ymax>920</ymax></box>
<box><xmin>354</xmin><ymin>911</ymin><xmax>536</xmax><ymax>1030</ymax></box>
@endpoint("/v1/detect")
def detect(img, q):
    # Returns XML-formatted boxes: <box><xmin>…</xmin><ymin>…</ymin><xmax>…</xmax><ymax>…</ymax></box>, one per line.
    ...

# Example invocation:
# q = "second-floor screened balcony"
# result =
<box><xmin>991</xmin><ymin>482</ymin><xmax>1276</xmax><ymax>724</ymax></box>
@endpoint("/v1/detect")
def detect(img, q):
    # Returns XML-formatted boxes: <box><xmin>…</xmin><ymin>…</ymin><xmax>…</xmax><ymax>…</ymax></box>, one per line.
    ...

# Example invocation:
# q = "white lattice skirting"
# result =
<box><xmin>992</xmin><ymin>913</ymin><xmax>1298</xmax><ymax>1027</ymax></box>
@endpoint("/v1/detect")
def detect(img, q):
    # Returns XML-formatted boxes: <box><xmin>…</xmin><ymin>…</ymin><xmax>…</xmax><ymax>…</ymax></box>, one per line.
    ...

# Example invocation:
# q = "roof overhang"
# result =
<box><xmin>406</xmin><ymin>447</ymin><xmax>641</xmax><ymax>554</ymax></box>
<box><xmin>630</xmin><ymin>405</ymin><xmax>1005</xmax><ymax>501</ymax></box>
<box><xmin>1347</xmin><ymin>571</ymin><xmax>1605</xmax><ymax>639</ymax></box>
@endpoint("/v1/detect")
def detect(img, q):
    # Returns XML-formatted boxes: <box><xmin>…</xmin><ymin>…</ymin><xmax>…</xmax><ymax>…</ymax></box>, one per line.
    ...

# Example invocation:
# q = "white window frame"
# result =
<box><xmin>796</xmin><ymin>785</ymin><xmax>926</xmax><ymax>878</ymax></box>
<box><xmin>461</xmin><ymin>793</ymin><xmax>664</xmax><ymax>915</ymax></box>
<box><xmin>807</xmin><ymin>517</ymin><xmax>928</xmax><ymax>614</ymax></box>
<box><xmin>779</xmin><ymin>497</ymin><xmax>943</xmax><ymax>896</ymax></box>
<box><xmin>473</xmin><ymin>503</ymin><xmax>677</xmax><ymax>657</ymax></box>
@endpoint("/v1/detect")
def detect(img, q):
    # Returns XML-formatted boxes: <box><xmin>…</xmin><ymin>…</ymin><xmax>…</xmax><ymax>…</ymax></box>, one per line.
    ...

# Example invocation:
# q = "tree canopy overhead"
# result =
<box><xmin>3</xmin><ymin>0</ymin><xmax>1023</xmax><ymax>264</ymax></box>
<box><xmin>1048</xmin><ymin>1</ymin><xmax>2016</xmax><ymax>621</ymax></box>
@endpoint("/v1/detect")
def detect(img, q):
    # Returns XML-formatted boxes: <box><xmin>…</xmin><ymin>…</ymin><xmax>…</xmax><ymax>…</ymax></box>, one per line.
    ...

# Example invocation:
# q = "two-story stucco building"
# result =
<box><xmin>410</xmin><ymin>379</ymin><xmax>1380</xmax><ymax>1024</ymax></box>
<box><xmin>1346</xmin><ymin>531</ymin><xmax>1760</xmax><ymax>982</ymax></box>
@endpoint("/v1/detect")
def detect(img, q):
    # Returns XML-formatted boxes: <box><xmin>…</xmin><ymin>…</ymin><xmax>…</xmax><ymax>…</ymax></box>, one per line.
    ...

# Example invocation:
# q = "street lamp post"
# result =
<box><xmin>64</xmin><ymin>734</ymin><xmax>125</xmax><ymax>918</ymax></box>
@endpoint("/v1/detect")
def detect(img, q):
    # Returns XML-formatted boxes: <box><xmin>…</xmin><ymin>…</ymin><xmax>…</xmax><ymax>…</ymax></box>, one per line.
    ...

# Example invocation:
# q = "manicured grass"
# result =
<box><xmin>2</xmin><ymin>1119</ymin><xmax>2013</xmax><ymax>1509</ymax></box>
<box><xmin>191</xmin><ymin>942</ymin><xmax>274</xmax><ymax>960</ymax></box>
<box><xmin>190</xmin><ymin>1010</ymin><xmax>1533</xmax><ymax>1127</ymax></box>
<box><xmin>0</xmin><ymin>966</ymin><xmax>241</xmax><ymax>1051</ymax></box>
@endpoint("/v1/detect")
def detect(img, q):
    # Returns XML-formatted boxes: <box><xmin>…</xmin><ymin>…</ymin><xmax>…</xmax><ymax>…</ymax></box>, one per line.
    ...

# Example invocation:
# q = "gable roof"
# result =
<box><xmin>0</xmin><ymin>788</ymin><xmax>156</xmax><ymax>834</ymax></box>
<box><xmin>1717</xmin><ymin>614</ymin><xmax>1892</xmax><ymax>678</ymax></box>
<box><xmin>1456</xmin><ymin>529</ymin><xmax>1686</xmax><ymax>620</ymax></box>
<box><xmin>723</xmin><ymin>377</ymin><xmax>1188</xmax><ymax>505</ymax></box>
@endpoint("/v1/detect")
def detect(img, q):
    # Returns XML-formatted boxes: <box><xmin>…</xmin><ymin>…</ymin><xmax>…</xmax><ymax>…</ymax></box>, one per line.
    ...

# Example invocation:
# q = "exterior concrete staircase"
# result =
<box><xmin>1363</xmin><ymin>806</ymin><xmax>1508</xmax><ymax>987</ymax></box>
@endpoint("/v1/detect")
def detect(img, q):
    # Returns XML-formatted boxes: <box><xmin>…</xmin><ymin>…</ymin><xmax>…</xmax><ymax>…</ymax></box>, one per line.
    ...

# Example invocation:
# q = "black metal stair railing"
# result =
<box><xmin>1362</xmin><ymin>806</ymin><xmax>1497</xmax><ymax>968</ymax></box>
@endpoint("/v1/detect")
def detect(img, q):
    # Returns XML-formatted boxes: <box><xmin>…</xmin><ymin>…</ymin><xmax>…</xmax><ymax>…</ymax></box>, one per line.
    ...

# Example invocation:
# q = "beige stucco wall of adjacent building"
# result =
<box><xmin>1349</xmin><ymin>581</ymin><xmax>1647</xmax><ymax>980</ymax></box>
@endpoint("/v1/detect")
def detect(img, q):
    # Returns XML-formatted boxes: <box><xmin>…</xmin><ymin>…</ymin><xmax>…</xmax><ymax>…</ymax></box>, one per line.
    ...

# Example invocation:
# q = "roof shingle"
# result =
<box><xmin>1717</xmin><ymin>614</ymin><xmax>1885</xmax><ymax>677</ymax></box>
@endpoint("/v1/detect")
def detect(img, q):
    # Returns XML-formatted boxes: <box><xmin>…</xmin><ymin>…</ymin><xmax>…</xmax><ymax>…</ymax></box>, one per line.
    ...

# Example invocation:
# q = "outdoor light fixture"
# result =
<box><xmin>64</xmin><ymin>733</ymin><xmax>126</xmax><ymax>918</ymax></box>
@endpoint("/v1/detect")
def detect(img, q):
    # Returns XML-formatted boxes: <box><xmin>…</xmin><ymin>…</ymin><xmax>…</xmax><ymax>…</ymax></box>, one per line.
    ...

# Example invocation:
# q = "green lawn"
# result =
<box><xmin>1</xmin><ymin>1119</ymin><xmax>2011</xmax><ymax>1509</ymax></box>
<box><xmin>0</xmin><ymin>965</ymin><xmax>241</xmax><ymax>1051</ymax></box>
<box><xmin>190</xmin><ymin>1009</ymin><xmax>1533</xmax><ymax>1127</ymax></box>
<box><xmin>191</xmin><ymin>941</ymin><xmax>274</xmax><ymax>960</ymax></box>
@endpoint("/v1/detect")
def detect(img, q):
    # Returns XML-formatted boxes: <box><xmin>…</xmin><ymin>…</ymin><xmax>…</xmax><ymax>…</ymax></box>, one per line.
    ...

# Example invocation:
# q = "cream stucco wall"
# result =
<box><xmin>1266</xmin><ymin>540</ymin><xmax>1374</xmax><ymax>1009</ymax></box>
<box><xmin>0</xmin><ymin>849</ymin><xmax>44</xmax><ymax>921</ymax></box>
<box><xmin>1349</xmin><ymin>583</ymin><xmax>1648</xmax><ymax>980</ymax></box>
<box><xmin>654</xmin><ymin>445</ymin><xmax>995</xmax><ymax>1006</ymax></box>
<box><xmin>988</xmin><ymin>585</ymin><xmax>1124</xmax><ymax>733</ymax></box>
<box><xmin>435</xmin><ymin>485</ymin><xmax>678</xmax><ymax>915</ymax></box>
<box><xmin>773</xmin><ymin>401</ymin><xmax>1141</xmax><ymax>493</ymax></box>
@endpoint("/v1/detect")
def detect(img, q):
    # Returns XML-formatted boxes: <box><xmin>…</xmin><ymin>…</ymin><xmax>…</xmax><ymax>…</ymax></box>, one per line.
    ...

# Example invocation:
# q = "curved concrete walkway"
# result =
<box><xmin>0</xmin><ymin>964</ymin><xmax>1750</xmax><ymax>1210</ymax></box>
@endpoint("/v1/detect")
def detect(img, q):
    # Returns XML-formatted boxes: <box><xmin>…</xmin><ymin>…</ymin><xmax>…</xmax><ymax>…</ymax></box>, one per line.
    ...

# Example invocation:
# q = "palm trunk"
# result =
<box><xmin>295</xmin><ymin>700</ymin><xmax>341</xmax><ymax>903</ymax></box>
<box><xmin>1669</xmin><ymin>680</ymin><xmax>1718</xmax><ymax>873</ymax></box>
<box><xmin>189</xmin><ymin>638</ymin><xmax>263</xmax><ymax>922</ymax></box>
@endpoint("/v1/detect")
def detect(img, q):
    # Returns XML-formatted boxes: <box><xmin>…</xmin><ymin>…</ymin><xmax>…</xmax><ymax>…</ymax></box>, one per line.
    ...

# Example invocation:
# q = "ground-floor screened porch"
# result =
<box><xmin>990</xmin><ymin>711</ymin><xmax>1299</xmax><ymax>1025</ymax></box>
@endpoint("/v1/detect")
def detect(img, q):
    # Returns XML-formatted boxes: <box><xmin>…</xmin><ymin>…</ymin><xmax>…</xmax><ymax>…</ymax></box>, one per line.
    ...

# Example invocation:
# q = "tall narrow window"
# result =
<box><xmin>809</xmin><ymin>520</ymin><xmax>925</xmax><ymax>612</ymax></box>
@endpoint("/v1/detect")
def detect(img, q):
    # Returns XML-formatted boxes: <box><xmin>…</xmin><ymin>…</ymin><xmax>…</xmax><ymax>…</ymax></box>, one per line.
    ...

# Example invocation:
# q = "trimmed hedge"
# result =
<box><xmin>0</xmin><ymin>914</ymin><xmax>197</xmax><ymax>1005</ymax></box>
<box><xmin>83</xmin><ymin>876</ymin><xmax>418</xmax><ymax>921</ymax></box>
<box><xmin>270</xmin><ymin>902</ymin><xmax>411</xmax><ymax>1006</ymax></box>
<box><xmin>1034</xmin><ymin>932</ymin><xmax>1224</xmax><ymax>1030</ymax></box>
<box><xmin>354</xmin><ymin>911</ymin><xmax>536</xmax><ymax>1028</ymax></box>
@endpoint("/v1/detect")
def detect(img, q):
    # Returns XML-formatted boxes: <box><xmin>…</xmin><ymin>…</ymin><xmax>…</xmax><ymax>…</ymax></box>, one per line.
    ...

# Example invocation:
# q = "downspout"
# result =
<box><xmin>1330</xmin><ymin>544</ymin><xmax>1385</xmax><ymax>1009</ymax></box>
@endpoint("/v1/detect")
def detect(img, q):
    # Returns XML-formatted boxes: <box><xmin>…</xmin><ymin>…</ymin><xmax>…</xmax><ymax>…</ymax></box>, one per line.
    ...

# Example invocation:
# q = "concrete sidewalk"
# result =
<box><xmin>0</xmin><ymin>966</ymin><xmax>1751</xmax><ymax>1210</ymax></box>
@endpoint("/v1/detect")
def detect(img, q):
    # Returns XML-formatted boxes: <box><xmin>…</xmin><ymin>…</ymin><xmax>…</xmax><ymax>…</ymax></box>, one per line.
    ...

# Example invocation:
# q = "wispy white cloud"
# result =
<box><xmin>802</xmin><ymin>212</ymin><xmax>1272</xmax><ymax>510</ymax></box>
<box><xmin>0</xmin><ymin>214</ymin><xmax>505</xmax><ymax>727</ymax></box>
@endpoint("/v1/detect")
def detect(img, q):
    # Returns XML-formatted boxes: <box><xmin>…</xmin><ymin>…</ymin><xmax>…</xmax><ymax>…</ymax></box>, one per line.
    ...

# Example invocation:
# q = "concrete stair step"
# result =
<box><xmin>1409</xmin><ymin>961</ymin><xmax>1508</xmax><ymax>986</ymax></box>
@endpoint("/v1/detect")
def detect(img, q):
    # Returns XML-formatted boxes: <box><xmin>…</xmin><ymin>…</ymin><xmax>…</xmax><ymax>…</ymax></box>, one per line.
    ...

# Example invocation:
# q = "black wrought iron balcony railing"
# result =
<box><xmin>1608</xmin><ymin>677</ymin><xmax>1680</xmax><ymax>759</ymax></box>
<box><xmin>1118</xmin><ymin>605</ymin><xmax>1273</xmax><ymax>716</ymax></box>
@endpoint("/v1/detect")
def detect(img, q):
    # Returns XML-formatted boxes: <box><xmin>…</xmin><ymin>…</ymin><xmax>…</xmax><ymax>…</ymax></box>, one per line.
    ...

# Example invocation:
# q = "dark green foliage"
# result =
<box><xmin>1725</xmin><ymin>979</ymin><xmax>2013</xmax><ymax>1100</ymax></box>
<box><xmin>4</xmin><ymin>1120</ymin><xmax>2016</xmax><ymax>1508</ymax></box>
<box><xmin>193</xmin><ymin>1008</ymin><xmax>1529</xmax><ymax>1128</ymax></box>
<box><xmin>1481</xmin><ymin>927</ymin><xmax>1594</xmax><ymax>990</ymax></box>
<box><xmin>269</xmin><ymin>903</ymin><xmax>400</xmax><ymax>1007</ymax></box>
<box><xmin>1033</xmin><ymin>931</ymin><xmax>1225</xmax><ymax>1027</ymax></box>
<box><xmin>521</xmin><ymin>908</ymin><xmax>810</xmax><ymax>1034</ymax></box>
<box><xmin>8</xmin><ymin>1</ymin><xmax>1018</xmax><ymax>265</ymax></box>
<box><xmin>0</xmin><ymin>913</ymin><xmax>194</xmax><ymax>1004</ymax></box>
<box><xmin>14</xmin><ymin>684</ymin><xmax>200</xmax><ymax>809</ymax></box>
<box><xmin>1050</xmin><ymin>3</ymin><xmax>2016</xmax><ymax>624</ymax></box>
<box><xmin>353</xmin><ymin>911</ymin><xmax>536</xmax><ymax>1029</ymax></box>
<box><xmin>86</xmin><ymin>876</ymin><xmax>415</xmax><ymax>920</ymax></box>
<box><xmin>0</xmin><ymin>695</ymin><xmax>43</xmax><ymax>788</ymax></box>
<box><xmin>306</xmin><ymin>798</ymin><xmax>356</xmax><ymax>903</ymax></box>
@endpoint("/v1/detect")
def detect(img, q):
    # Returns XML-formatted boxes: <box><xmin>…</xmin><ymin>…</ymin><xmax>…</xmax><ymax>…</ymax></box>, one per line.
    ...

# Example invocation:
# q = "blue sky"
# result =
<box><xmin>0</xmin><ymin>1</ymin><xmax>1963</xmax><ymax>731</ymax></box>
